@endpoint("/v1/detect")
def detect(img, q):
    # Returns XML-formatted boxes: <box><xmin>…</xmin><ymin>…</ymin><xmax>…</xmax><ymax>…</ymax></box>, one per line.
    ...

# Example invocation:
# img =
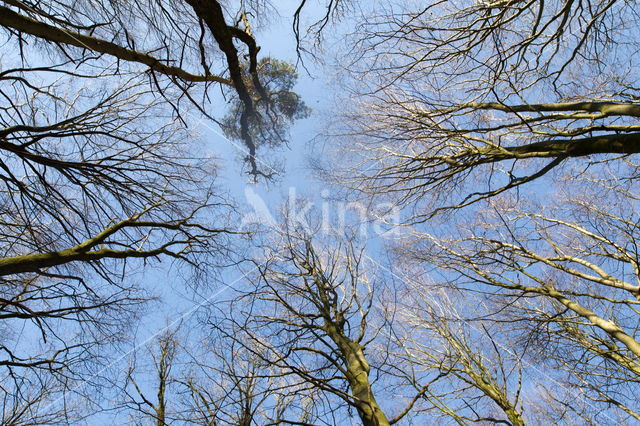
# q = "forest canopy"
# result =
<box><xmin>1</xmin><ymin>0</ymin><xmax>639</xmax><ymax>424</ymax></box>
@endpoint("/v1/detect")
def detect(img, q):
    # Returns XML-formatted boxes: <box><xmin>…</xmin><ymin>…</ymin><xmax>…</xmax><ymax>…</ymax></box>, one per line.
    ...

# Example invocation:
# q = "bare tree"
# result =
<box><xmin>397</xmin><ymin>182</ymin><xmax>640</xmax><ymax>422</ymax></box>
<box><xmin>0</xmin><ymin>1</ymin><xmax>275</xmax><ymax>420</ymax></box>
<box><xmin>0</xmin><ymin>376</ymin><xmax>82</xmax><ymax>425</ymax></box>
<box><xmin>118</xmin><ymin>324</ymin><xmax>318</xmax><ymax>425</ymax></box>
<box><xmin>0</xmin><ymin>69</ymin><xmax>235</xmax><ymax>422</ymax></box>
<box><xmin>0</xmin><ymin>0</ymin><xmax>342</xmax><ymax>421</ymax></box>
<box><xmin>0</xmin><ymin>0</ymin><xmax>320</xmax><ymax>177</ymax></box>
<box><xmin>391</xmin><ymin>287</ymin><xmax>526</xmax><ymax>425</ymax></box>
<box><xmin>328</xmin><ymin>0</ymin><xmax>640</xmax><ymax>216</ymax></box>
<box><xmin>204</xmin><ymin>230</ymin><xmax>534</xmax><ymax>425</ymax></box>
<box><xmin>120</xmin><ymin>329</ymin><xmax>180</xmax><ymax>426</ymax></box>
<box><xmin>203</xmin><ymin>232</ymin><xmax>405</xmax><ymax>425</ymax></box>
<box><xmin>314</xmin><ymin>3</ymin><xmax>640</xmax><ymax>421</ymax></box>
<box><xmin>177</xmin><ymin>332</ymin><xmax>314</xmax><ymax>425</ymax></box>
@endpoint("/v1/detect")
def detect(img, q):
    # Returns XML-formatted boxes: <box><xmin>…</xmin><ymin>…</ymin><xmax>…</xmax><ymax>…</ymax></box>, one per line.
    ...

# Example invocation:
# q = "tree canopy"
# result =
<box><xmin>2</xmin><ymin>0</ymin><xmax>640</xmax><ymax>424</ymax></box>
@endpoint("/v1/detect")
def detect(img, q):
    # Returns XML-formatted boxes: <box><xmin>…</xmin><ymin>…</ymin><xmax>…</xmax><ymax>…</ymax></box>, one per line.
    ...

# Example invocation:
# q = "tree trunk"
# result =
<box><xmin>325</xmin><ymin>323</ymin><xmax>390</xmax><ymax>426</ymax></box>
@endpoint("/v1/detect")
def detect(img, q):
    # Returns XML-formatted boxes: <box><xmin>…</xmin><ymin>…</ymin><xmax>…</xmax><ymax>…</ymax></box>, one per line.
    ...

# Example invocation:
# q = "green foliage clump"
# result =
<box><xmin>221</xmin><ymin>57</ymin><xmax>311</xmax><ymax>149</ymax></box>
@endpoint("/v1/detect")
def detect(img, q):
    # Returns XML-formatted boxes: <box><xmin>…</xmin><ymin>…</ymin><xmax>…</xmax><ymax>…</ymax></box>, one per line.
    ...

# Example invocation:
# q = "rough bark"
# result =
<box><xmin>324</xmin><ymin>322</ymin><xmax>390</xmax><ymax>426</ymax></box>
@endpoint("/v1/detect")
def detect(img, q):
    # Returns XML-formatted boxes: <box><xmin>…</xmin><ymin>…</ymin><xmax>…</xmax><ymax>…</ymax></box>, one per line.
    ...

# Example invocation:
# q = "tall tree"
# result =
<box><xmin>330</xmin><ymin>0</ymin><xmax>640</xmax><ymax>217</ymax></box>
<box><xmin>0</xmin><ymin>69</ymin><xmax>233</xmax><ymax>421</ymax></box>
<box><xmin>398</xmin><ymin>182</ymin><xmax>640</xmax><ymax>422</ymax></box>
<box><xmin>321</xmin><ymin>1</ymin><xmax>640</xmax><ymax>422</ymax></box>
<box><xmin>0</xmin><ymin>0</ymin><xmax>320</xmax><ymax>421</ymax></box>
<box><xmin>206</xmin><ymin>232</ymin><xmax>401</xmax><ymax>425</ymax></box>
